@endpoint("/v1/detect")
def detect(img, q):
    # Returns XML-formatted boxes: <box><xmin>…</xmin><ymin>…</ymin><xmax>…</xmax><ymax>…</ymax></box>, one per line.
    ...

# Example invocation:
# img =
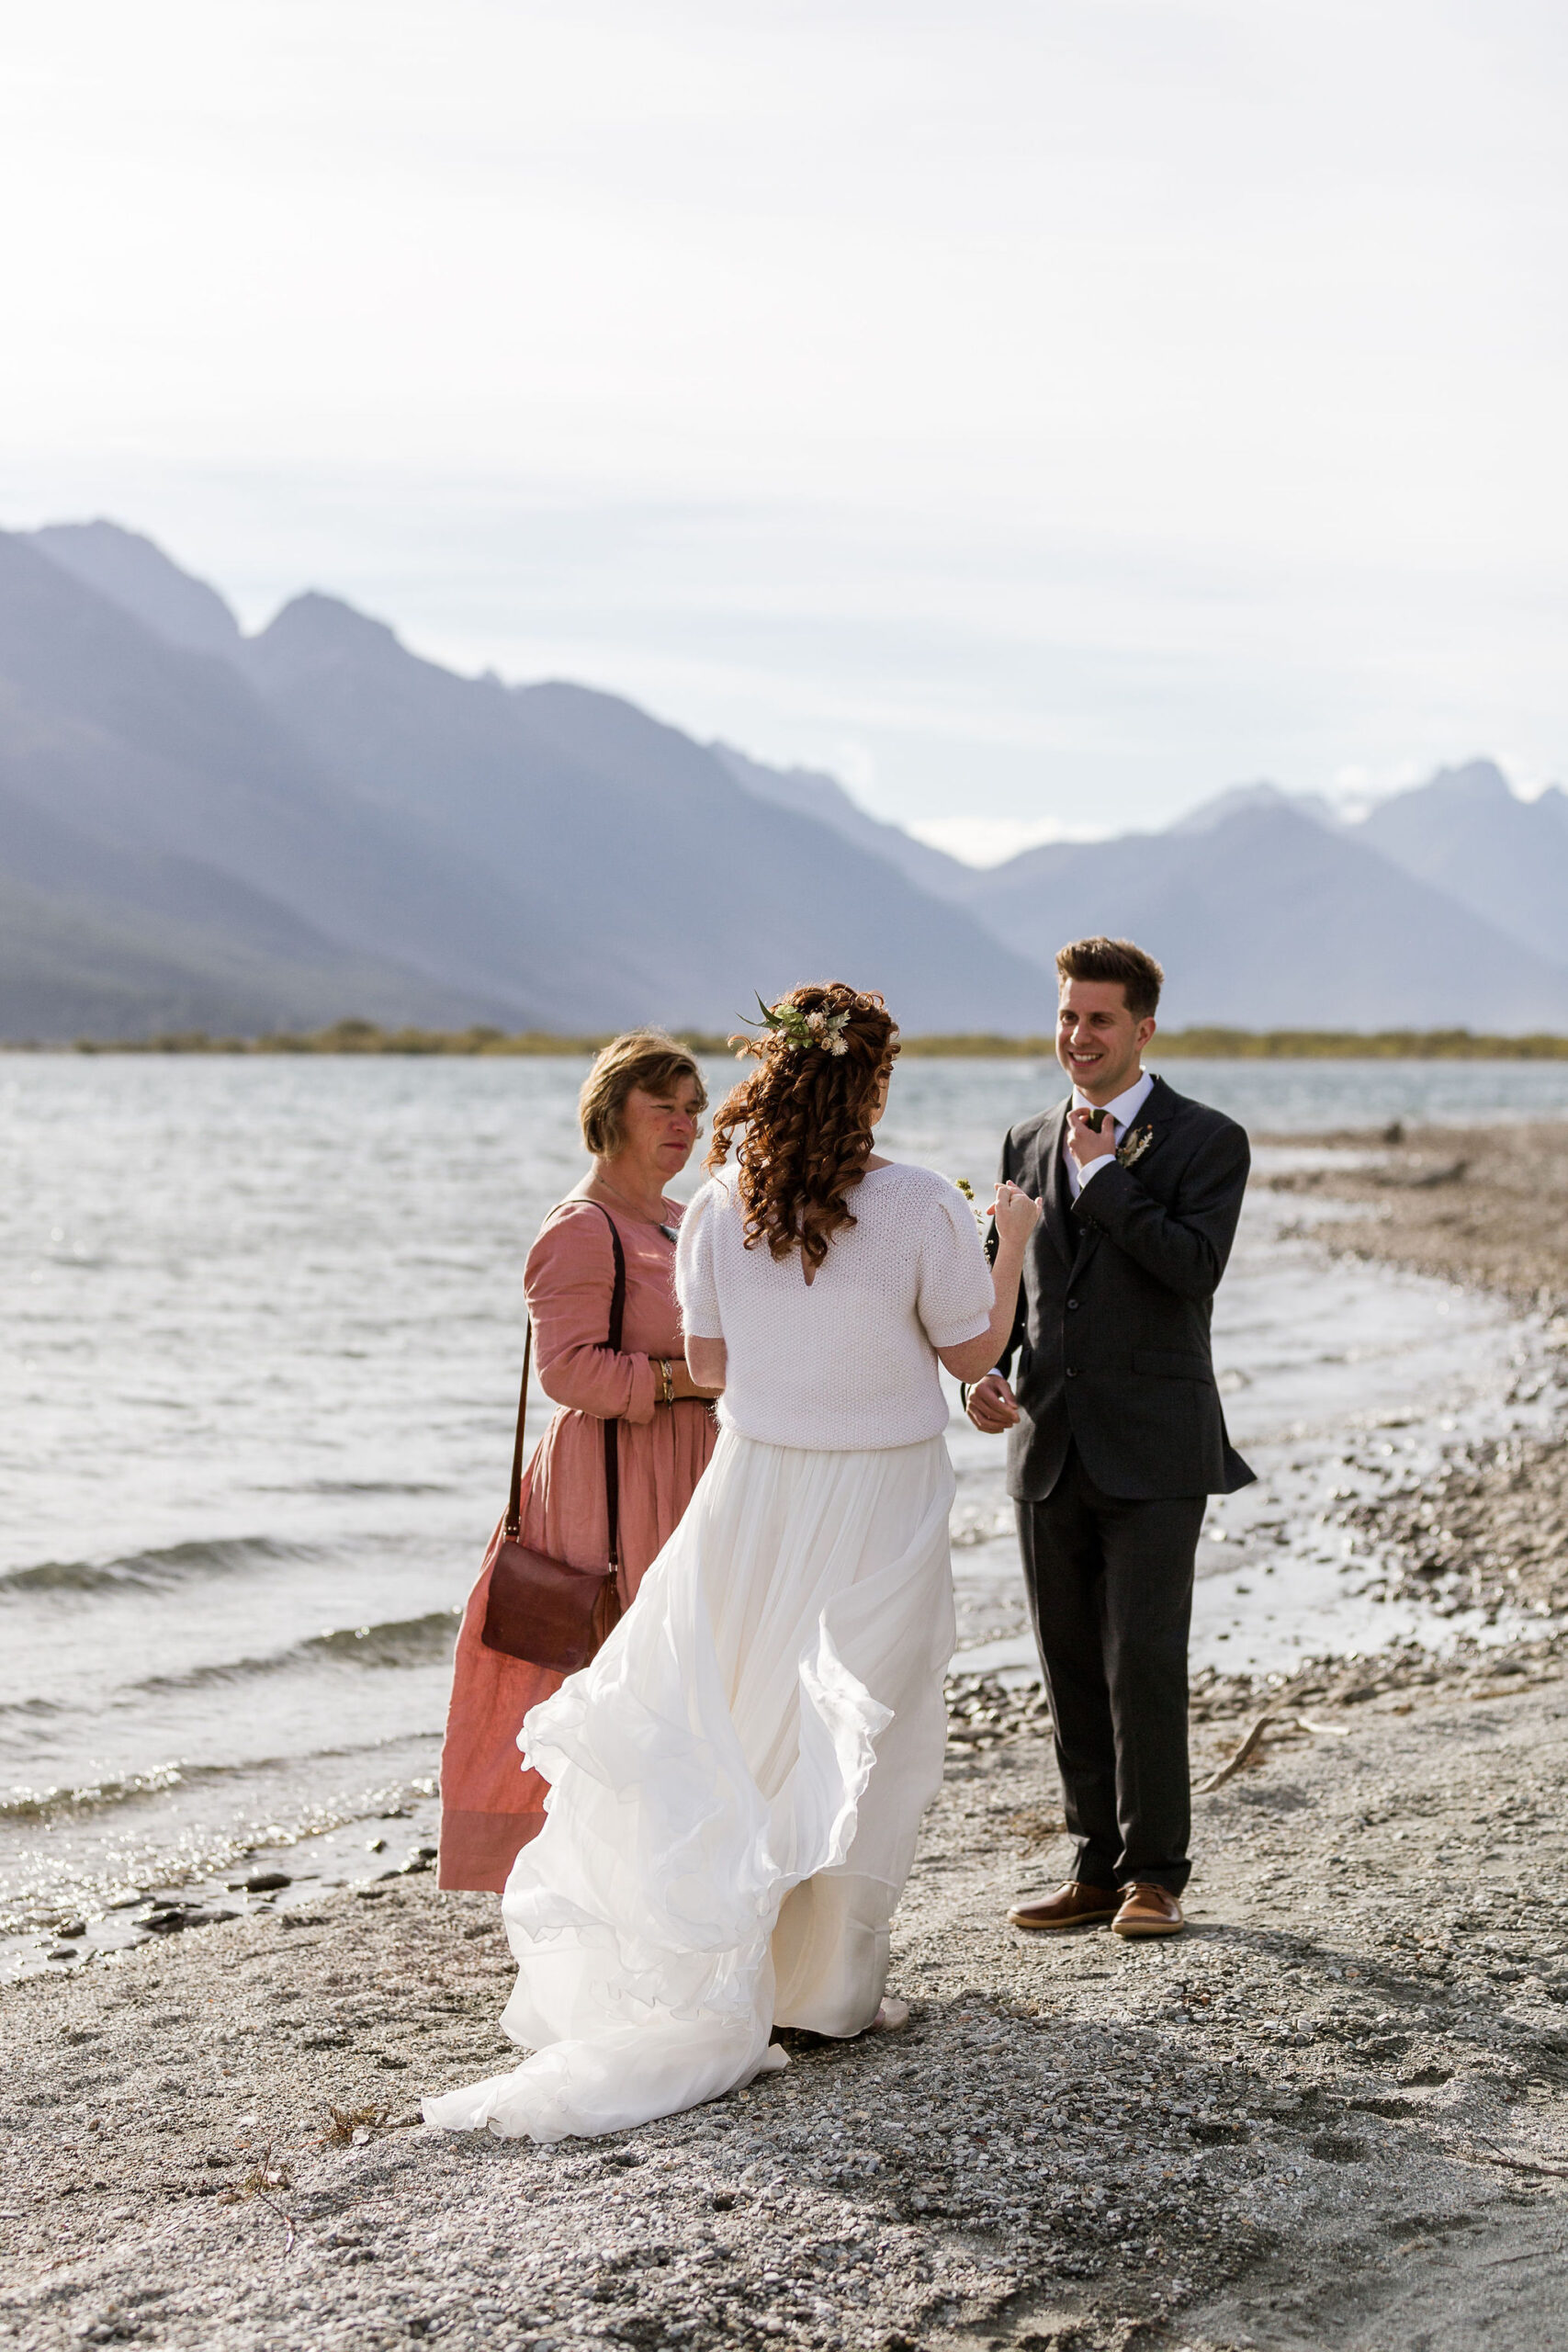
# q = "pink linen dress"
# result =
<box><xmin>437</xmin><ymin>1195</ymin><xmax>716</xmax><ymax>1892</ymax></box>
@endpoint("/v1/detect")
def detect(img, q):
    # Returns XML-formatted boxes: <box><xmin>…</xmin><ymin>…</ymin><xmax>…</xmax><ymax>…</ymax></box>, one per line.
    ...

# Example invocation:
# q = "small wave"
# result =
<box><xmin>264</xmin><ymin>1479</ymin><xmax>453</xmax><ymax>1497</ymax></box>
<box><xmin>0</xmin><ymin>1760</ymin><xmax>192</xmax><ymax>1823</ymax></box>
<box><xmin>130</xmin><ymin>1607</ymin><xmax>461</xmax><ymax>1696</ymax></box>
<box><xmin>0</xmin><ymin>1728</ymin><xmax>445</xmax><ymax>1828</ymax></box>
<box><xmin>304</xmin><ymin>1611</ymin><xmax>462</xmax><ymax>1667</ymax></box>
<box><xmin>0</xmin><ymin>1695</ymin><xmax>67</xmax><ymax>1724</ymax></box>
<box><xmin>0</xmin><ymin>1534</ymin><xmax>325</xmax><ymax>1600</ymax></box>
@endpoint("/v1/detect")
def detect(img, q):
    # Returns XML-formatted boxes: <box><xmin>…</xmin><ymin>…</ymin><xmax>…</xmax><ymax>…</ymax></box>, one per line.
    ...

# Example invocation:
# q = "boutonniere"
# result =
<box><xmin>1117</xmin><ymin>1124</ymin><xmax>1155</xmax><ymax>1168</ymax></box>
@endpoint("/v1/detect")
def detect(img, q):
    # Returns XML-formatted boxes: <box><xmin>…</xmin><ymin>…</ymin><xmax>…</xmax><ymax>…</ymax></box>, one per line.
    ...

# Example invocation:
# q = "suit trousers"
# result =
<box><xmin>1016</xmin><ymin>1444</ymin><xmax>1205</xmax><ymax>1895</ymax></box>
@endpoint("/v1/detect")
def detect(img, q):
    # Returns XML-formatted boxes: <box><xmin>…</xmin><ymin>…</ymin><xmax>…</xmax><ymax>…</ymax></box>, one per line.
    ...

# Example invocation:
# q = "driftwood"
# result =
<box><xmin>1454</xmin><ymin>2132</ymin><xmax>1568</xmax><ymax>2182</ymax></box>
<box><xmin>1193</xmin><ymin>1708</ymin><xmax>1351</xmax><ymax>1794</ymax></box>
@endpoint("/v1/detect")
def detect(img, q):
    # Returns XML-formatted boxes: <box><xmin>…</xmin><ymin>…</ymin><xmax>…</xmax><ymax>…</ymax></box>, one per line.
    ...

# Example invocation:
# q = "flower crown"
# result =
<box><xmin>747</xmin><ymin>992</ymin><xmax>852</xmax><ymax>1056</ymax></box>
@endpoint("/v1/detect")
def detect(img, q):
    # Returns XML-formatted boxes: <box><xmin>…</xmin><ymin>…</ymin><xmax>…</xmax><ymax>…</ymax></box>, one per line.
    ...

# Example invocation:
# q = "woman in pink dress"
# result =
<box><xmin>437</xmin><ymin>1031</ymin><xmax>720</xmax><ymax>1893</ymax></box>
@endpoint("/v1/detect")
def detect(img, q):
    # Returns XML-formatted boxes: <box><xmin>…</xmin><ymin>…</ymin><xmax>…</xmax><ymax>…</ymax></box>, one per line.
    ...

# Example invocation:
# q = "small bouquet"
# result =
<box><xmin>953</xmin><ymin>1176</ymin><xmax>987</xmax><ymax>1237</ymax></box>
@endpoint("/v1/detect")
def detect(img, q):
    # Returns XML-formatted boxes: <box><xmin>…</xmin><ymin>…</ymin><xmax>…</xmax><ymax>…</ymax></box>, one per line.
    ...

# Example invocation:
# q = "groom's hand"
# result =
<box><xmin>965</xmin><ymin>1372</ymin><xmax>1020</xmax><ymax>1433</ymax></box>
<box><xmin>1066</xmin><ymin>1105</ymin><xmax>1117</xmax><ymax>1170</ymax></box>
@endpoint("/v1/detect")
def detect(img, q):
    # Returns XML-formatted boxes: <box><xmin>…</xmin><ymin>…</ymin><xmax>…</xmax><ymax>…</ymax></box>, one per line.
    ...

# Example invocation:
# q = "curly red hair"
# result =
<box><xmin>705</xmin><ymin>982</ymin><xmax>899</xmax><ymax>1272</ymax></box>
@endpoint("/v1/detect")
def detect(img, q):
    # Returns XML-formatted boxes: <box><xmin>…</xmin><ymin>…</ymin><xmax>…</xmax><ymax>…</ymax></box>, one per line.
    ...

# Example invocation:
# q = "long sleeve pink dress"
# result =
<box><xmin>437</xmin><ymin>1195</ymin><xmax>717</xmax><ymax>1892</ymax></box>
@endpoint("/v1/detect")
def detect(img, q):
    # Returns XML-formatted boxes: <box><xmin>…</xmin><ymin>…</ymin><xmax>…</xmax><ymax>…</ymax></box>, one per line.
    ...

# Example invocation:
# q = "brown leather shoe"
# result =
<box><xmin>1007</xmin><ymin>1881</ymin><xmax>1121</xmax><ymax>1931</ymax></box>
<box><xmin>1111</xmin><ymin>1883</ymin><xmax>1185</xmax><ymax>1937</ymax></box>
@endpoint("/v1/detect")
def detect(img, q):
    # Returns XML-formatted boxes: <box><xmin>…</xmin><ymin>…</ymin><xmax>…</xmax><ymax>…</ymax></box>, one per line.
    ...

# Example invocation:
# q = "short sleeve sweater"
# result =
<box><xmin>675</xmin><ymin>1161</ymin><xmax>995</xmax><ymax>1452</ymax></box>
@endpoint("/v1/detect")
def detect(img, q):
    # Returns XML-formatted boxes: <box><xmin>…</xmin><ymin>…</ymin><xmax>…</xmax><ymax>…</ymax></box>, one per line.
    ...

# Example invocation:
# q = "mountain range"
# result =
<box><xmin>3</xmin><ymin>519</ymin><xmax>1565</xmax><ymax>1039</ymax></box>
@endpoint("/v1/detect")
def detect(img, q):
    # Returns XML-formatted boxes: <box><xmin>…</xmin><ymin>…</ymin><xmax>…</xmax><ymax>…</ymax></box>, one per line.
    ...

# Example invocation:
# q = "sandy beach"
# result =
<box><xmin>6</xmin><ymin>1125</ymin><xmax>1568</xmax><ymax>2352</ymax></box>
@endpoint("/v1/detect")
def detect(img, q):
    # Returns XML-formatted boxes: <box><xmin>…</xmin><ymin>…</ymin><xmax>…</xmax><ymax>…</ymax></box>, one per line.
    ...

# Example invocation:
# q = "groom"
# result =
<box><xmin>967</xmin><ymin>935</ymin><xmax>1252</xmax><ymax>1938</ymax></box>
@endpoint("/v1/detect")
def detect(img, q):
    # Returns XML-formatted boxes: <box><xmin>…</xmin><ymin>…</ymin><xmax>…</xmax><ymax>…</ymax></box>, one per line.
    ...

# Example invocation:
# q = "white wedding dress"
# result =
<box><xmin>423</xmin><ymin>1162</ymin><xmax>993</xmax><ymax>2143</ymax></box>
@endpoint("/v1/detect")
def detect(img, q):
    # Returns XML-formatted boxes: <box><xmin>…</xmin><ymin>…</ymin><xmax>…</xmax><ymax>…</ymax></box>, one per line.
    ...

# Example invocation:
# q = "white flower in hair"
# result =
<box><xmin>745</xmin><ymin>995</ymin><xmax>856</xmax><ymax>1052</ymax></box>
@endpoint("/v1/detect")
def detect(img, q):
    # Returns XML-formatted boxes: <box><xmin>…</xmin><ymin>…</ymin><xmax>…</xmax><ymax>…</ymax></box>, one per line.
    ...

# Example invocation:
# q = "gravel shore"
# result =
<box><xmin>1260</xmin><ymin>1117</ymin><xmax>1568</xmax><ymax>1318</ymax></box>
<box><xmin>6</xmin><ymin>1638</ymin><xmax>1568</xmax><ymax>2352</ymax></box>
<box><xmin>1262</xmin><ymin>1121</ymin><xmax>1568</xmax><ymax>1634</ymax></box>
<box><xmin>7</xmin><ymin>1129</ymin><xmax>1568</xmax><ymax>2352</ymax></box>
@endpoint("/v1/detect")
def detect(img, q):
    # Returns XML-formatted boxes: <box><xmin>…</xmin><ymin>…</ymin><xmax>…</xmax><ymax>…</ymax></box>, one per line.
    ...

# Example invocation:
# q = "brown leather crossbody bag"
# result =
<box><xmin>479</xmin><ymin>1201</ymin><xmax>626</xmax><ymax>1674</ymax></box>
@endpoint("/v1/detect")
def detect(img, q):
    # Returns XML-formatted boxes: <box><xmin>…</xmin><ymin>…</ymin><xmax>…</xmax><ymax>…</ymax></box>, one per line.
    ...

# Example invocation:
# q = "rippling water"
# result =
<box><xmin>4</xmin><ymin>1053</ymin><xmax>1565</xmax><ymax>1961</ymax></box>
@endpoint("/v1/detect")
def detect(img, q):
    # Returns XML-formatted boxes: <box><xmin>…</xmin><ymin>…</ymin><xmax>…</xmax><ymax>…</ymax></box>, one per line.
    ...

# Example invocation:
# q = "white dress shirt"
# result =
<box><xmin>975</xmin><ymin>1069</ymin><xmax>1159</xmax><ymax>1394</ymax></box>
<box><xmin>1065</xmin><ymin>1068</ymin><xmax>1155</xmax><ymax>1199</ymax></box>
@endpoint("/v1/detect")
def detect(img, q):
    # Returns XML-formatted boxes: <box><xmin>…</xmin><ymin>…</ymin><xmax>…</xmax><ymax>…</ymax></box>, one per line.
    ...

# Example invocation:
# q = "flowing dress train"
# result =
<box><xmin>422</xmin><ymin>1427</ymin><xmax>955</xmax><ymax>2141</ymax></box>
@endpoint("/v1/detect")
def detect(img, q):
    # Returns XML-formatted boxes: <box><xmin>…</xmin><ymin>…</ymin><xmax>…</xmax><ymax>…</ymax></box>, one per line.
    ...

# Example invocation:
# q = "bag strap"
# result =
<box><xmin>597</xmin><ymin>1204</ymin><xmax>626</xmax><ymax>1570</ymax></box>
<box><xmin>504</xmin><ymin>1198</ymin><xmax>627</xmax><ymax>1570</ymax></box>
<box><xmin>503</xmin><ymin>1316</ymin><xmax>534</xmax><ymax>1544</ymax></box>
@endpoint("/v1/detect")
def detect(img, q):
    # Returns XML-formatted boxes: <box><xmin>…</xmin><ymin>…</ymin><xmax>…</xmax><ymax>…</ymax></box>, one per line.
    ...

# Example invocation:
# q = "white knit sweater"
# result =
<box><xmin>675</xmin><ymin>1160</ymin><xmax>995</xmax><ymax>1452</ymax></box>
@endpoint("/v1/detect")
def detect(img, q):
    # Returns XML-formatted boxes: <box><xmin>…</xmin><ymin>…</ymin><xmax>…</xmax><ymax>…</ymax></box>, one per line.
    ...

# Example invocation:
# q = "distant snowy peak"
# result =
<box><xmin>1354</xmin><ymin>758</ymin><xmax>1568</xmax><ymax>968</ymax></box>
<box><xmin>955</xmin><ymin>796</ymin><xmax>1568</xmax><ymax>1029</ymax></box>
<box><xmin>1405</xmin><ymin>757</ymin><xmax>1515</xmax><ymax>806</ymax></box>
<box><xmin>1168</xmin><ymin>780</ymin><xmax>1340</xmax><ymax>834</ymax></box>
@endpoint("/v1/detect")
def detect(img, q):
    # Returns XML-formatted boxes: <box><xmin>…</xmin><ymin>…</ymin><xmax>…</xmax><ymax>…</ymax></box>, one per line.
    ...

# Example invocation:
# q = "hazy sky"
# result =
<box><xmin>4</xmin><ymin>1</ymin><xmax>1565</xmax><ymax>858</ymax></box>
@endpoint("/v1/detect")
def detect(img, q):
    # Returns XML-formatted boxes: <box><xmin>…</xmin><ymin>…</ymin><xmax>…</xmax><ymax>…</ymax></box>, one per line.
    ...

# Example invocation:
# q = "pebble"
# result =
<box><xmin>135</xmin><ymin>1903</ymin><xmax>238</xmax><ymax>1936</ymax></box>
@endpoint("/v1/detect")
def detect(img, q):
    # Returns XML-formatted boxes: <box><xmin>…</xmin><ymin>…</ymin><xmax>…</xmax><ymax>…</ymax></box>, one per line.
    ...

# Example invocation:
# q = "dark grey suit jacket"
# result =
<box><xmin>994</xmin><ymin>1076</ymin><xmax>1255</xmax><ymax>1502</ymax></box>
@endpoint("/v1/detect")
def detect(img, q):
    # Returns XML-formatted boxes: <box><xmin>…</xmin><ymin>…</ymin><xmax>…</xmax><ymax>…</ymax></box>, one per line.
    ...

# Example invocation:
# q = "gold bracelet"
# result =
<box><xmin>659</xmin><ymin>1358</ymin><xmax>675</xmax><ymax>1408</ymax></box>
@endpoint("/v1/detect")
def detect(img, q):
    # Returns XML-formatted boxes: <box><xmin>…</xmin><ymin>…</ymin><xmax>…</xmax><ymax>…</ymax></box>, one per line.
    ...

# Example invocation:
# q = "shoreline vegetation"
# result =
<box><xmin>12</xmin><ymin>1018</ymin><xmax>1568</xmax><ymax>1058</ymax></box>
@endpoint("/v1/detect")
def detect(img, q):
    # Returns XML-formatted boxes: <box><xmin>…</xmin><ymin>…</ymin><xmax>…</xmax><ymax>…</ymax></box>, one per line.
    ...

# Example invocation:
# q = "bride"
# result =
<box><xmin>423</xmin><ymin>982</ymin><xmax>1040</xmax><ymax>2142</ymax></box>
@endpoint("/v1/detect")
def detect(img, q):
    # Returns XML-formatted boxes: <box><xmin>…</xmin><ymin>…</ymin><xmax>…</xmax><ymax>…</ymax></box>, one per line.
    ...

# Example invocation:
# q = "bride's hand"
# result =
<box><xmin>989</xmin><ymin>1180</ymin><xmax>1041</xmax><ymax>1251</ymax></box>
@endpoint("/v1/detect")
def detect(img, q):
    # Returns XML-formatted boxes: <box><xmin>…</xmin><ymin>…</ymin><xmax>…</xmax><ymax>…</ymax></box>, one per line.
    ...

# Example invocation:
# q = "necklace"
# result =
<box><xmin>590</xmin><ymin>1170</ymin><xmax>674</xmax><ymax>1231</ymax></box>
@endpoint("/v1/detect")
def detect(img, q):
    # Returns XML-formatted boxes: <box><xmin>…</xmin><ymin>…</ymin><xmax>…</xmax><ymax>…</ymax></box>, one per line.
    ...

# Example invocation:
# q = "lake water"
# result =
<box><xmin>4</xmin><ymin>1054</ymin><xmax>1565</xmax><ymax>1971</ymax></box>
